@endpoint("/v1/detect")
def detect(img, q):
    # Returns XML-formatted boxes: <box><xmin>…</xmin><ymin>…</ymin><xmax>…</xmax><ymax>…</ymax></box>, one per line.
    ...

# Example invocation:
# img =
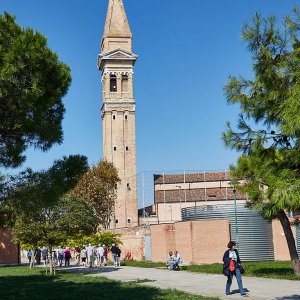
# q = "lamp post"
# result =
<box><xmin>229</xmin><ymin>179</ymin><xmax>240</xmax><ymax>248</ymax></box>
<box><xmin>169</xmin><ymin>205</ymin><xmax>172</xmax><ymax>222</ymax></box>
<box><xmin>176</xmin><ymin>185</ymin><xmax>182</xmax><ymax>220</ymax></box>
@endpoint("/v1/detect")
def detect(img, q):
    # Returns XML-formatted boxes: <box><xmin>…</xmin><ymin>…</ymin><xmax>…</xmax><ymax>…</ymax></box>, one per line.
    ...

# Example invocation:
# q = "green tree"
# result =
<box><xmin>0</xmin><ymin>12</ymin><xmax>71</xmax><ymax>168</ymax></box>
<box><xmin>68</xmin><ymin>231</ymin><xmax>122</xmax><ymax>249</ymax></box>
<box><xmin>72</xmin><ymin>160</ymin><xmax>120</xmax><ymax>230</ymax></box>
<box><xmin>6</xmin><ymin>155</ymin><xmax>95</xmax><ymax>274</ymax></box>
<box><xmin>223</xmin><ymin>8</ymin><xmax>300</xmax><ymax>276</ymax></box>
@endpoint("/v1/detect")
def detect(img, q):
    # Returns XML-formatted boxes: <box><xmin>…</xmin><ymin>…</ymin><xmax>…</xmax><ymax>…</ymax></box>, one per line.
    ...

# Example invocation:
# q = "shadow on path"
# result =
<box><xmin>274</xmin><ymin>296</ymin><xmax>300</xmax><ymax>300</ymax></box>
<box><xmin>0</xmin><ymin>273</ymin><xmax>174</xmax><ymax>300</ymax></box>
<box><xmin>61</xmin><ymin>265</ymin><xmax>120</xmax><ymax>274</ymax></box>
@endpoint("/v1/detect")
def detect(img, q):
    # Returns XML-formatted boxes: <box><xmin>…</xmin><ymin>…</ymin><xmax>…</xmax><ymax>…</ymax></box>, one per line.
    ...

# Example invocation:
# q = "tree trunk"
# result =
<box><xmin>277</xmin><ymin>209</ymin><xmax>300</xmax><ymax>276</ymax></box>
<box><xmin>49</xmin><ymin>245</ymin><xmax>53</xmax><ymax>275</ymax></box>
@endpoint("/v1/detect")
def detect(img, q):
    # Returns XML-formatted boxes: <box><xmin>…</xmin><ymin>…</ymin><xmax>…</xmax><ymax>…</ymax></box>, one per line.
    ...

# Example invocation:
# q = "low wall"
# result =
<box><xmin>115</xmin><ymin>226</ymin><xmax>150</xmax><ymax>261</ymax></box>
<box><xmin>0</xmin><ymin>229</ymin><xmax>19</xmax><ymax>265</ymax></box>
<box><xmin>151</xmin><ymin>219</ymin><xmax>230</xmax><ymax>264</ymax></box>
<box><xmin>150</xmin><ymin>224</ymin><xmax>175</xmax><ymax>262</ymax></box>
<box><xmin>272</xmin><ymin>219</ymin><xmax>296</xmax><ymax>261</ymax></box>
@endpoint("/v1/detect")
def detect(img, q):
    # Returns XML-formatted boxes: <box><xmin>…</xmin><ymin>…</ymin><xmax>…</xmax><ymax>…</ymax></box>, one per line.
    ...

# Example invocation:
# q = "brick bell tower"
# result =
<box><xmin>98</xmin><ymin>0</ymin><xmax>138</xmax><ymax>228</ymax></box>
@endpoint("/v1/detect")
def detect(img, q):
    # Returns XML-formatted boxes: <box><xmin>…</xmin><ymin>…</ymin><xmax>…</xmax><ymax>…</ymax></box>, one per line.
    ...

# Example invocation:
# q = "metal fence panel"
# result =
<box><xmin>297</xmin><ymin>225</ymin><xmax>300</xmax><ymax>257</ymax></box>
<box><xmin>144</xmin><ymin>234</ymin><xmax>152</xmax><ymax>261</ymax></box>
<box><xmin>182</xmin><ymin>204</ymin><xmax>274</xmax><ymax>261</ymax></box>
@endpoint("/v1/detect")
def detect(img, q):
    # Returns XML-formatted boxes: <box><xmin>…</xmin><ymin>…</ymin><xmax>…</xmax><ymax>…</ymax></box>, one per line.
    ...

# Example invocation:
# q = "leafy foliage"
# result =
<box><xmin>0</xmin><ymin>12</ymin><xmax>72</xmax><ymax>167</ymax></box>
<box><xmin>4</xmin><ymin>155</ymin><xmax>96</xmax><ymax>247</ymax></box>
<box><xmin>223</xmin><ymin>7</ymin><xmax>300</xmax><ymax>276</ymax></box>
<box><xmin>67</xmin><ymin>231</ymin><xmax>122</xmax><ymax>248</ymax></box>
<box><xmin>71</xmin><ymin>160</ymin><xmax>120</xmax><ymax>230</ymax></box>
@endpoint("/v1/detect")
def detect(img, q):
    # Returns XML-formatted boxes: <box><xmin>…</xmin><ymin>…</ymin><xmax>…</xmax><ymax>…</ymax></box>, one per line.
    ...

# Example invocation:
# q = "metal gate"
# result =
<box><xmin>144</xmin><ymin>234</ymin><xmax>152</xmax><ymax>261</ymax></box>
<box><xmin>182</xmin><ymin>204</ymin><xmax>274</xmax><ymax>261</ymax></box>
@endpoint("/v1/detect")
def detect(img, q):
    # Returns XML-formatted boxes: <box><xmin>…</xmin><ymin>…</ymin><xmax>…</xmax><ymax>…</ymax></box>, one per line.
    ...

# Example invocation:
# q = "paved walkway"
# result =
<box><xmin>85</xmin><ymin>266</ymin><xmax>300</xmax><ymax>300</ymax></box>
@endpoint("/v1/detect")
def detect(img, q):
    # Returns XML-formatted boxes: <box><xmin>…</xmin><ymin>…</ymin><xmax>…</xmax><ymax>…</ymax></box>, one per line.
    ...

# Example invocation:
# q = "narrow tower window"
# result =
<box><xmin>110</xmin><ymin>75</ymin><xmax>117</xmax><ymax>92</ymax></box>
<box><xmin>114</xmin><ymin>147</ymin><xmax>117</xmax><ymax>151</ymax></box>
<box><xmin>113</xmin><ymin>115</ymin><xmax>116</xmax><ymax>120</ymax></box>
<box><xmin>126</xmin><ymin>146</ymin><xmax>129</xmax><ymax>151</ymax></box>
<box><xmin>121</xmin><ymin>75</ymin><xmax>128</xmax><ymax>92</ymax></box>
<box><xmin>125</xmin><ymin>115</ymin><xmax>128</xmax><ymax>120</ymax></box>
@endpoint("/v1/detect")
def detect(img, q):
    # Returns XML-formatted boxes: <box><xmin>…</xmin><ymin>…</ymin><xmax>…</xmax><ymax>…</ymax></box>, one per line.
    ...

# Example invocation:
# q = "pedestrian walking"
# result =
<box><xmin>103</xmin><ymin>244</ymin><xmax>108</xmax><ymax>266</ymax></box>
<box><xmin>223</xmin><ymin>241</ymin><xmax>247</xmax><ymax>296</ymax></box>
<box><xmin>34</xmin><ymin>247</ymin><xmax>41</xmax><ymax>265</ymax></box>
<box><xmin>111</xmin><ymin>243</ymin><xmax>118</xmax><ymax>267</ymax></box>
<box><xmin>81</xmin><ymin>246</ymin><xmax>87</xmax><ymax>266</ymax></box>
<box><xmin>57</xmin><ymin>246</ymin><xmax>64</xmax><ymax>267</ymax></box>
<box><xmin>42</xmin><ymin>247</ymin><xmax>48</xmax><ymax>266</ymax></box>
<box><xmin>64</xmin><ymin>247</ymin><xmax>71</xmax><ymax>267</ymax></box>
<box><xmin>116</xmin><ymin>246</ymin><xmax>121</xmax><ymax>267</ymax></box>
<box><xmin>74</xmin><ymin>245</ymin><xmax>81</xmax><ymax>266</ymax></box>
<box><xmin>27</xmin><ymin>249</ymin><xmax>33</xmax><ymax>265</ymax></box>
<box><xmin>97</xmin><ymin>244</ymin><xmax>105</xmax><ymax>266</ymax></box>
<box><xmin>86</xmin><ymin>244</ymin><xmax>94</xmax><ymax>268</ymax></box>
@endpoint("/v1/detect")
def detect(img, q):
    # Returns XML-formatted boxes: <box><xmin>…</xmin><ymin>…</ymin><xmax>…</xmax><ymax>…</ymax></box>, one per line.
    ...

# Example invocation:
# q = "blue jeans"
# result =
<box><xmin>226</xmin><ymin>267</ymin><xmax>245</xmax><ymax>295</ymax></box>
<box><xmin>166</xmin><ymin>261</ymin><xmax>174</xmax><ymax>270</ymax></box>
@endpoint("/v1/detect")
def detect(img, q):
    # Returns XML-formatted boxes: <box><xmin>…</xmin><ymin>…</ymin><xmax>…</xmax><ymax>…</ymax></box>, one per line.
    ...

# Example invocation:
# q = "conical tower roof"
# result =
<box><xmin>103</xmin><ymin>0</ymin><xmax>132</xmax><ymax>38</ymax></box>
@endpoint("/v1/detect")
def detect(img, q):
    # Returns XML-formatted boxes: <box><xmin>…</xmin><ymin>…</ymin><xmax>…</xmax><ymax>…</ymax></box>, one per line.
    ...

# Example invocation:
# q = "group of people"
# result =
<box><xmin>79</xmin><ymin>244</ymin><xmax>110</xmax><ymax>268</ymax></box>
<box><xmin>26</xmin><ymin>247</ymin><xmax>49</xmax><ymax>265</ymax></box>
<box><xmin>57</xmin><ymin>244</ymin><xmax>111</xmax><ymax>268</ymax></box>
<box><xmin>26</xmin><ymin>244</ymin><xmax>122</xmax><ymax>268</ymax></box>
<box><xmin>166</xmin><ymin>250</ymin><xmax>182</xmax><ymax>271</ymax></box>
<box><xmin>27</xmin><ymin>240</ymin><xmax>246</xmax><ymax>297</ymax></box>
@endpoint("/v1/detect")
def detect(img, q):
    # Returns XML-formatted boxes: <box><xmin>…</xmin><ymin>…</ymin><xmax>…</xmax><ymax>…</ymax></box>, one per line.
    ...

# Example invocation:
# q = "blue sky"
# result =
<box><xmin>1</xmin><ymin>0</ymin><xmax>298</xmax><ymax>174</ymax></box>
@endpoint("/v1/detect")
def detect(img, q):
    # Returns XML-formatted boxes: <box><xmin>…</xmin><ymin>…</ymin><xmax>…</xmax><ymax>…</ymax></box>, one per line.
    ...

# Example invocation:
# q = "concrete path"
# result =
<box><xmin>86</xmin><ymin>266</ymin><xmax>300</xmax><ymax>300</ymax></box>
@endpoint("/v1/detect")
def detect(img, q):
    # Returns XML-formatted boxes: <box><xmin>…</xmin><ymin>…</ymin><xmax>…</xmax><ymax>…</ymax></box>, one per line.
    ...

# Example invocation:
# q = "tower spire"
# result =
<box><xmin>101</xmin><ymin>0</ymin><xmax>132</xmax><ymax>53</ymax></box>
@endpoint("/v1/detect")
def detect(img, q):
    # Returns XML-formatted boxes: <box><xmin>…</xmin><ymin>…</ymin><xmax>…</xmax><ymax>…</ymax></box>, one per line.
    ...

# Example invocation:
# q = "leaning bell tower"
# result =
<box><xmin>98</xmin><ymin>0</ymin><xmax>138</xmax><ymax>228</ymax></box>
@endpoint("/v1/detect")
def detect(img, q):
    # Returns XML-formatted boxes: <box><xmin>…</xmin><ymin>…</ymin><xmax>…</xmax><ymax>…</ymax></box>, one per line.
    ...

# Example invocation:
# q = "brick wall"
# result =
<box><xmin>151</xmin><ymin>220</ymin><xmax>230</xmax><ymax>264</ymax></box>
<box><xmin>190</xmin><ymin>220</ymin><xmax>230</xmax><ymax>264</ymax></box>
<box><xmin>150</xmin><ymin>224</ymin><xmax>175</xmax><ymax>262</ymax></box>
<box><xmin>272</xmin><ymin>219</ymin><xmax>296</xmax><ymax>261</ymax></box>
<box><xmin>115</xmin><ymin>226</ymin><xmax>150</xmax><ymax>261</ymax></box>
<box><xmin>174</xmin><ymin>221</ymin><xmax>193</xmax><ymax>263</ymax></box>
<box><xmin>0</xmin><ymin>229</ymin><xmax>19</xmax><ymax>265</ymax></box>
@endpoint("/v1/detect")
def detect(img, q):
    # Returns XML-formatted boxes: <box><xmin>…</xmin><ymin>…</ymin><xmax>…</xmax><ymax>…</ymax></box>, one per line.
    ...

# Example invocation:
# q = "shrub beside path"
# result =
<box><xmin>90</xmin><ymin>266</ymin><xmax>300</xmax><ymax>300</ymax></box>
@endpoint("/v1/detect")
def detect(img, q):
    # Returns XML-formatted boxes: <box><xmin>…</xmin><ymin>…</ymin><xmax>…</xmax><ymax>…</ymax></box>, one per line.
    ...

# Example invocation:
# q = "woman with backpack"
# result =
<box><xmin>222</xmin><ymin>241</ymin><xmax>247</xmax><ymax>296</ymax></box>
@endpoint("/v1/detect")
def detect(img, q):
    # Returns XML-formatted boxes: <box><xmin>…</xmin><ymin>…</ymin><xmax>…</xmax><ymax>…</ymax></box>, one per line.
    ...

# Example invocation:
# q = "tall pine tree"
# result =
<box><xmin>223</xmin><ymin>8</ymin><xmax>300</xmax><ymax>276</ymax></box>
<box><xmin>0</xmin><ymin>12</ymin><xmax>71</xmax><ymax>167</ymax></box>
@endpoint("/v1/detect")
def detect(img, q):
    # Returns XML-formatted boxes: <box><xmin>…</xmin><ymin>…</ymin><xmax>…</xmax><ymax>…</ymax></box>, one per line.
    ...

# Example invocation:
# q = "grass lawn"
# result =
<box><xmin>0</xmin><ymin>266</ymin><xmax>218</xmax><ymax>300</ymax></box>
<box><xmin>122</xmin><ymin>260</ymin><xmax>300</xmax><ymax>280</ymax></box>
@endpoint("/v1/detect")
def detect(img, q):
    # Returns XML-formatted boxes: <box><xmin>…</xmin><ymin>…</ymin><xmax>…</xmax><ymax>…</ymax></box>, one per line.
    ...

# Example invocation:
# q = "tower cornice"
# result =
<box><xmin>97</xmin><ymin>48</ymin><xmax>137</xmax><ymax>70</ymax></box>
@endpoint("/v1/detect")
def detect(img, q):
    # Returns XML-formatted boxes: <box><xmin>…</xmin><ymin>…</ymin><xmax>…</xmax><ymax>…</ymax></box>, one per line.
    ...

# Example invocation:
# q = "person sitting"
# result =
<box><xmin>173</xmin><ymin>250</ymin><xmax>183</xmax><ymax>271</ymax></box>
<box><xmin>166</xmin><ymin>251</ymin><xmax>175</xmax><ymax>270</ymax></box>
